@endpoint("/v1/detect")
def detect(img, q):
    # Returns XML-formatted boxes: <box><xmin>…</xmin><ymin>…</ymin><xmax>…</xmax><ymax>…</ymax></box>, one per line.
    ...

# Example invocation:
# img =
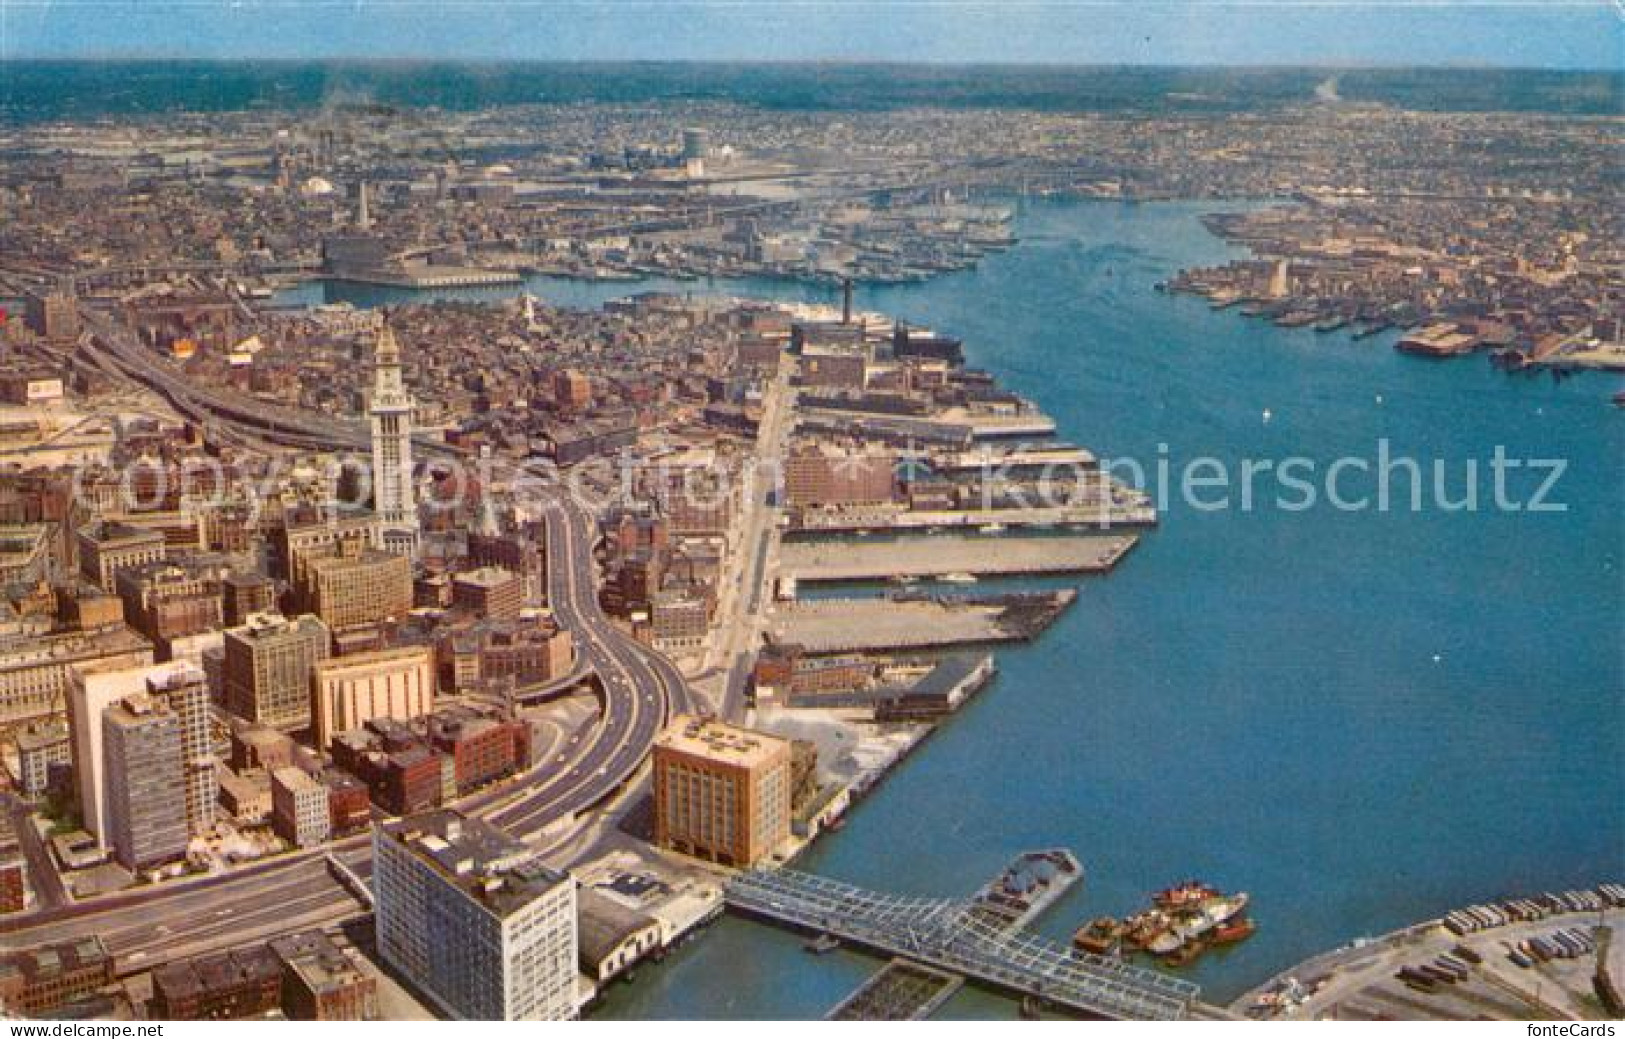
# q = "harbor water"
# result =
<box><xmin>292</xmin><ymin>197</ymin><xmax>1624</xmax><ymax>1017</ymax></box>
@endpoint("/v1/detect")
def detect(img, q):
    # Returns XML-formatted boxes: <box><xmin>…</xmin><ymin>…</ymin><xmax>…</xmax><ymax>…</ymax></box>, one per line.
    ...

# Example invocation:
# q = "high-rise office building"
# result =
<box><xmin>66</xmin><ymin>658</ymin><xmax>206</xmax><ymax>852</ymax></box>
<box><xmin>373</xmin><ymin>810</ymin><xmax>578</xmax><ymax>1021</ymax></box>
<box><xmin>369</xmin><ymin>324</ymin><xmax>418</xmax><ymax>557</ymax></box>
<box><xmin>223</xmin><ymin>613</ymin><xmax>331</xmax><ymax>731</ymax></box>
<box><xmin>102</xmin><ymin>692</ymin><xmax>189</xmax><ymax>871</ymax></box>
<box><xmin>144</xmin><ymin>664</ymin><xmax>216</xmax><ymax>838</ymax></box>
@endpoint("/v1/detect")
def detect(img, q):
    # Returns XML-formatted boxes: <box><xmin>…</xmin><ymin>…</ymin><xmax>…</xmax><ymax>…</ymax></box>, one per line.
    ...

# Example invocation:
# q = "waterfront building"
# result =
<box><xmin>652</xmin><ymin>715</ymin><xmax>792</xmax><ymax>867</ymax></box>
<box><xmin>369</xmin><ymin>324</ymin><xmax>418</xmax><ymax>557</ymax></box>
<box><xmin>223</xmin><ymin>613</ymin><xmax>331</xmax><ymax>731</ymax></box>
<box><xmin>783</xmin><ymin>447</ymin><xmax>899</xmax><ymax>507</ymax></box>
<box><xmin>311</xmin><ymin>646</ymin><xmax>435</xmax><ymax>749</ymax></box>
<box><xmin>577</xmin><ymin>890</ymin><xmax>663</xmax><ymax>984</ymax></box>
<box><xmin>373</xmin><ymin>810</ymin><xmax>578</xmax><ymax>1021</ymax></box>
<box><xmin>102</xmin><ymin>692</ymin><xmax>189</xmax><ymax>871</ymax></box>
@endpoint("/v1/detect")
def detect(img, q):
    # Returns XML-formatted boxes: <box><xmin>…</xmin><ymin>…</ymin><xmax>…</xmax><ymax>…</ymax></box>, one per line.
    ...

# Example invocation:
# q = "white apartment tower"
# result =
<box><xmin>369</xmin><ymin>323</ymin><xmax>418</xmax><ymax>556</ymax></box>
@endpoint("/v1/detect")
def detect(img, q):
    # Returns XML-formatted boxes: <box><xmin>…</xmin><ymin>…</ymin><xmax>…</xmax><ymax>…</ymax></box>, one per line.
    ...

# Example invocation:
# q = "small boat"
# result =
<box><xmin>1212</xmin><ymin>916</ymin><xmax>1257</xmax><ymax>944</ymax></box>
<box><xmin>1154</xmin><ymin>881</ymin><xmax>1219</xmax><ymax>909</ymax></box>
<box><xmin>804</xmin><ymin>934</ymin><xmax>840</xmax><ymax>955</ymax></box>
<box><xmin>940</xmin><ymin>572</ymin><xmax>978</xmax><ymax>584</ymax></box>
<box><xmin>1613</xmin><ymin>390</ymin><xmax>1625</xmax><ymax>408</ymax></box>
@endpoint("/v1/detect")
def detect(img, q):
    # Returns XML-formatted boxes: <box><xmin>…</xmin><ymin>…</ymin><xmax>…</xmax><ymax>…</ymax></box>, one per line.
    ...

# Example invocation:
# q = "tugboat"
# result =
<box><xmin>1125</xmin><ymin>882</ymin><xmax>1255</xmax><ymax>964</ymax></box>
<box><xmin>1154</xmin><ymin>881</ymin><xmax>1220</xmax><ymax>909</ymax></box>
<box><xmin>1072</xmin><ymin>917</ymin><xmax>1124</xmax><ymax>957</ymax></box>
<box><xmin>804</xmin><ymin>933</ymin><xmax>841</xmax><ymax>955</ymax></box>
<box><xmin>1212</xmin><ymin>916</ymin><xmax>1258</xmax><ymax>945</ymax></box>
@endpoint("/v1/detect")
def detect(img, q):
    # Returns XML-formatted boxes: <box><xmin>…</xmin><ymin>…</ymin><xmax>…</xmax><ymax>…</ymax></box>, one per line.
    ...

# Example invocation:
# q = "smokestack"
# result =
<box><xmin>841</xmin><ymin>277</ymin><xmax>853</xmax><ymax>325</ymax></box>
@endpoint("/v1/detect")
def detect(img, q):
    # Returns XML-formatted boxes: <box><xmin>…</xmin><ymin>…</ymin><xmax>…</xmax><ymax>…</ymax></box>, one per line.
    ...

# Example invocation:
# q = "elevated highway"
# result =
<box><xmin>2</xmin><ymin>312</ymin><xmax>694</xmax><ymax>974</ymax></box>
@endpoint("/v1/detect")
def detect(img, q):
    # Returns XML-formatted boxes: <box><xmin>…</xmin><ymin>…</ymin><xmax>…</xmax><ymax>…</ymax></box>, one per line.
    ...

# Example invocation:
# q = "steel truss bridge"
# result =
<box><xmin>726</xmin><ymin>867</ymin><xmax>1200</xmax><ymax>1020</ymax></box>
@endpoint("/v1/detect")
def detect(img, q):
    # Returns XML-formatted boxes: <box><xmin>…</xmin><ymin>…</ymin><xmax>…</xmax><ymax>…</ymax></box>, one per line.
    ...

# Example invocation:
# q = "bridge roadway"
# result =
<box><xmin>726</xmin><ymin>868</ymin><xmax>1201</xmax><ymax>1021</ymax></box>
<box><xmin>2</xmin><ymin>321</ymin><xmax>695</xmax><ymax>972</ymax></box>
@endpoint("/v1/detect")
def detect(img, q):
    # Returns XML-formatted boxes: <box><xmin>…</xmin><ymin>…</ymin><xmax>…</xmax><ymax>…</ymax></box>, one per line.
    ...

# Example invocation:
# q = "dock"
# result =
<box><xmin>968</xmin><ymin>849</ymin><xmax>1083</xmax><ymax>932</ymax></box>
<box><xmin>768</xmin><ymin>590</ymin><xmax>1075</xmax><ymax>654</ymax></box>
<box><xmin>779</xmin><ymin>534</ymin><xmax>1137</xmax><ymax>583</ymax></box>
<box><xmin>1234</xmin><ymin>886</ymin><xmax>1625</xmax><ymax>1021</ymax></box>
<box><xmin>826</xmin><ymin>959</ymin><xmax>964</xmax><ymax>1021</ymax></box>
<box><xmin>790</xmin><ymin>503</ymin><xmax>1157</xmax><ymax>534</ymax></box>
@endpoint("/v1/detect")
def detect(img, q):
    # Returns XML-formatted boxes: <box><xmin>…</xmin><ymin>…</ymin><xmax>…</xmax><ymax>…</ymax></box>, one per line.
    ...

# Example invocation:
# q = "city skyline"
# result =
<box><xmin>0</xmin><ymin>1</ymin><xmax>1619</xmax><ymax>68</ymax></box>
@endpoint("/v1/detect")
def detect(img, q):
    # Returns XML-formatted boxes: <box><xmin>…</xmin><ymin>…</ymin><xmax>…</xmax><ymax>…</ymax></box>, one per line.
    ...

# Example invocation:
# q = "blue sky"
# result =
<box><xmin>0</xmin><ymin>1</ymin><xmax>1618</xmax><ymax>67</ymax></box>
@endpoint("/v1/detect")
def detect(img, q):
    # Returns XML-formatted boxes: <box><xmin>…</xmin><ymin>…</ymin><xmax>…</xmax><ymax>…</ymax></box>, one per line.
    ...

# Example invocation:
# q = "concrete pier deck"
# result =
<box><xmin>827</xmin><ymin>959</ymin><xmax>964</xmax><ymax>1021</ymax></box>
<box><xmin>790</xmin><ymin>502</ymin><xmax>1157</xmax><ymax>533</ymax></box>
<box><xmin>769</xmin><ymin>591</ymin><xmax>1075</xmax><ymax>654</ymax></box>
<box><xmin>780</xmin><ymin>533</ymin><xmax>1137</xmax><ymax>583</ymax></box>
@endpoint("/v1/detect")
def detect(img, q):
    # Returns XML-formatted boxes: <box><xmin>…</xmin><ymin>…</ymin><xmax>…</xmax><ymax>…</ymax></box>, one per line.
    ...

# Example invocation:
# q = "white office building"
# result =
<box><xmin>372</xmin><ymin>810</ymin><xmax>578</xmax><ymax>1021</ymax></box>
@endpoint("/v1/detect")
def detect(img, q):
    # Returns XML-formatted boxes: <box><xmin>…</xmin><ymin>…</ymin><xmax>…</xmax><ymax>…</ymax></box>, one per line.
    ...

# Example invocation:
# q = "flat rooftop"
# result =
<box><xmin>379</xmin><ymin>809</ymin><xmax>569</xmax><ymax>919</ymax></box>
<box><xmin>656</xmin><ymin>714</ymin><xmax>787</xmax><ymax>769</ymax></box>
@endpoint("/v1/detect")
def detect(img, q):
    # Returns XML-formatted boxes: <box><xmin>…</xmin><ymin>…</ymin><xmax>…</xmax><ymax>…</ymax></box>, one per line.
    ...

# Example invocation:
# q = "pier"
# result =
<box><xmin>779</xmin><ymin>534</ymin><xmax>1137</xmax><ymax>583</ymax></box>
<box><xmin>827</xmin><ymin>960</ymin><xmax>963</xmax><ymax>1021</ymax></box>
<box><xmin>789</xmin><ymin>503</ymin><xmax>1157</xmax><ymax>534</ymax></box>
<box><xmin>1234</xmin><ymin>886</ymin><xmax>1625</xmax><ymax>1021</ymax></box>
<box><xmin>726</xmin><ymin>866</ymin><xmax>1199</xmax><ymax>1020</ymax></box>
<box><xmin>769</xmin><ymin>591</ymin><xmax>1075</xmax><ymax>654</ymax></box>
